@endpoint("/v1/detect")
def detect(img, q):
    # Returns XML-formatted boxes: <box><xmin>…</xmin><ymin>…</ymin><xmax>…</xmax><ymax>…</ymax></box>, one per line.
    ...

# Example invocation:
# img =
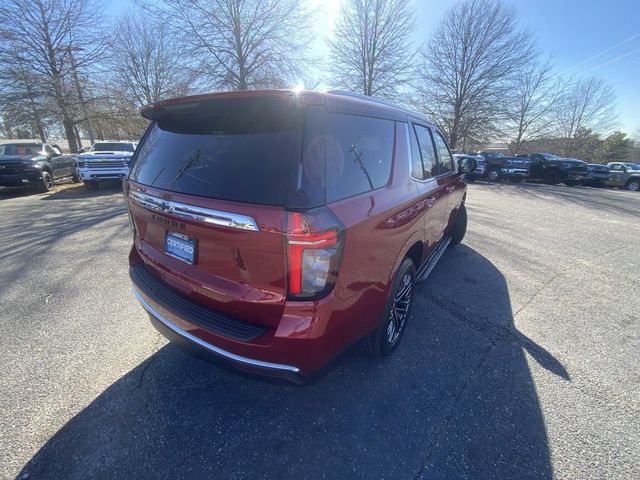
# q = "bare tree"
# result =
<box><xmin>328</xmin><ymin>0</ymin><xmax>415</xmax><ymax>100</ymax></box>
<box><xmin>0</xmin><ymin>48</ymin><xmax>53</xmax><ymax>141</ymax></box>
<box><xmin>505</xmin><ymin>58</ymin><xmax>564</xmax><ymax>154</ymax></box>
<box><xmin>555</xmin><ymin>77</ymin><xmax>617</xmax><ymax>156</ymax></box>
<box><xmin>111</xmin><ymin>10</ymin><xmax>194</xmax><ymax>107</ymax></box>
<box><xmin>0</xmin><ymin>0</ymin><xmax>105</xmax><ymax>152</ymax></box>
<box><xmin>416</xmin><ymin>0</ymin><xmax>536</xmax><ymax>150</ymax></box>
<box><xmin>143</xmin><ymin>0</ymin><xmax>313</xmax><ymax>90</ymax></box>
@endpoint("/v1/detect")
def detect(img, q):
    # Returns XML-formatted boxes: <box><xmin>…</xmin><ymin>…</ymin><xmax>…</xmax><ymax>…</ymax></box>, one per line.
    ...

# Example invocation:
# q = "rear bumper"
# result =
<box><xmin>0</xmin><ymin>171</ymin><xmax>40</xmax><ymax>187</ymax></box>
<box><xmin>128</xmin><ymin>256</ymin><xmax>367</xmax><ymax>383</ymax></box>
<box><xmin>134</xmin><ymin>288</ymin><xmax>308</xmax><ymax>384</ymax></box>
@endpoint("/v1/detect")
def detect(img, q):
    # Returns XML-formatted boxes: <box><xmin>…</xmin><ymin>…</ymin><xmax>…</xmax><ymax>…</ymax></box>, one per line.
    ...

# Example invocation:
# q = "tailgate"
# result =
<box><xmin>128</xmin><ymin>182</ymin><xmax>287</xmax><ymax>328</ymax></box>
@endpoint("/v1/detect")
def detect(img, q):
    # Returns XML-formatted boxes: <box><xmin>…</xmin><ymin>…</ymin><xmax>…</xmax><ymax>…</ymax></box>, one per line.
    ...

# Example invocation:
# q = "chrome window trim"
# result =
<box><xmin>133</xmin><ymin>288</ymin><xmax>300</xmax><ymax>374</ymax></box>
<box><xmin>129</xmin><ymin>191</ymin><xmax>259</xmax><ymax>231</ymax></box>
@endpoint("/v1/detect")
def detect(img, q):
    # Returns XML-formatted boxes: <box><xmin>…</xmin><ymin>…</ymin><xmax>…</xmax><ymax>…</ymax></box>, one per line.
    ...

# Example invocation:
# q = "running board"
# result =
<box><xmin>416</xmin><ymin>236</ymin><xmax>451</xmax><ymax>282</ymax></box>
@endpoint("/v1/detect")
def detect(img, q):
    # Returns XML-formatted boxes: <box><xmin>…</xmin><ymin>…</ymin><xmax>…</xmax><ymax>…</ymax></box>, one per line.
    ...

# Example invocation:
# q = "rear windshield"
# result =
<box><xmin>92</xmin><ymin>142</ymin><xmax>134</xmax><ymax>152</ymax></box>
<box><xmin>129</xmin><ymin>97</ymin><xmax>302</xmax><ymax>206</ymax></box>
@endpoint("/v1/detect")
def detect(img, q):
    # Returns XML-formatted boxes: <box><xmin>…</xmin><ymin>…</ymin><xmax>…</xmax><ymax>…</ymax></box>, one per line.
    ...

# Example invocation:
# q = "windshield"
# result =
<box><xmin>542</xmin><ymin>153</ymin><xmax>562</xmax><ymax>160</ymax></box>
<box><xmin>91</xmin><ymin>142</ymin><xmax>135</xmax><ymax>152</ymax></box>
<box><xmin>483</xmin><ymin>152</ymin><xmax>504</xmax><ymax>158</ymax></box>
<box><xmin>0</xmin><ymin>143</ymin><xmax>43</xmax><ymax>156</ymax></box>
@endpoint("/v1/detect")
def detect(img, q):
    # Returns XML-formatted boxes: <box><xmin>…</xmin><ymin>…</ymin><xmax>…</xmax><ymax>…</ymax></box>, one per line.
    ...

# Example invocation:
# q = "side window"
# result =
<box><xmin>408</xmin><ymin>124</ymin><xmax>424</xmax><ymax>180</ymax></box>
<box><xmin>413</xmin><ymin>124</ymin><xmax>437</xmax><ymax>178</ymax></box>
<box><xmin>325</xmin><ymin>113</ymin><xmax>395</xmax><ymax>203</ymax></box>
<box><xmin>432</xmin><ymin>130</ymin><xmax>454</xmax><ymax>174</ymax></box>
<box><xmin>610</xmin><ymin>164</ymin><xmax>622</xmax><ymax>171</ymax></box>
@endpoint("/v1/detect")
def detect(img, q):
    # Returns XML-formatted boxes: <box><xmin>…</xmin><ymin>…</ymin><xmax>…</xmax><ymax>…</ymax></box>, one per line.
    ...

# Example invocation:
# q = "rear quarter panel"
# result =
<box><xmin>327</xmin><ymin>121</ymin><xmax>424</xmax><ymax>335</ymax></box>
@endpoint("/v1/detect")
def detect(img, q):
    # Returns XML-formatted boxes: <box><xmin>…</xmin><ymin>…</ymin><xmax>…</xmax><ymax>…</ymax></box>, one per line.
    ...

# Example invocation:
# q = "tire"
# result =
<box><xmin>543</xmin><ymin>169</ymin><xmax>561</xmax><ymax>185</ymax></box>
<box><xmin>627</xmin><ymin>180</ymin><xmax>640</xmax><ymax>192</ymax></box>
<box><xmin>37</xmin><ymin>170</ymin><xmax>54</xmax><ymax>193</ymax></box>
<box><xmin>508</xmin><ymin>177</ymin><xmax>523</xmax><ymax>183</ymax></box>
<box><xmin>487</xmin><ymin>169</ymin><xmax>501</xmax><ymax>182</ymax></box>
<box><xmin>84</xmin><ymin>181</ymin><xmax>99</xmax><ymax>190</ymax></box>
<box><xmin>450</xmin><ymin>204</ymin><xmax>467</xmax><ymax>246</ymax></box>
<box><xmin>564</xmin><ymin>180</ymin><xmax>578</xmax><ymax>187</ymax></box>
<box><xmin>363</xmin><ymin>258</ymin><xmax>416</xmax><ymax>357</ymax></box>
<box><xmin>72</xmin><ymin>168</ymin><xmax>81</xmax><ymax>183</ymax></box>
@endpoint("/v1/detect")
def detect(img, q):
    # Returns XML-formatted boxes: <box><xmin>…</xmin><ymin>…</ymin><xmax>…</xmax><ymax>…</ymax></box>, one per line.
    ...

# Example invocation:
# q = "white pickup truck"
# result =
<box><xmin>77</xmin><ymin>141</ymin><xmax>136</xmax><ymax>189</ymax></box>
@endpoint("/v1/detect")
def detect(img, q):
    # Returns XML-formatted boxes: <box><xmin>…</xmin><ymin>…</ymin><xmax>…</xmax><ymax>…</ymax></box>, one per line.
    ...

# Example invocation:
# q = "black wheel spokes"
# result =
<box><xmin>386</xmin><ymin>274</ymin><xmax>413</xmax><ymax>344</ymax></box>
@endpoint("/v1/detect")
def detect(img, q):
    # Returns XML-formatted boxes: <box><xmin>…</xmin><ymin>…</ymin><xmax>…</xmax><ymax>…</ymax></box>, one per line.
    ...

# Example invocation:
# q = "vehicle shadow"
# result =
<box><xmin>18</xmin><ymin>246</ymin><xmax>563</xmax><ymax>479</ymax></box>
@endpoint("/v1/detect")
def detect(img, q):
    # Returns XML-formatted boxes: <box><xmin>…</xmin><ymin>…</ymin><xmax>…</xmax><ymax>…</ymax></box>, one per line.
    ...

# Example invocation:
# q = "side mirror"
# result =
<box><xmin>77</xmin><ymin>148</ymin><xmax>85</xmax><ymax>154</ymax></box>
<box><xmin>458</xmin><ymin>156</ymin><xmax>477</xmax><ymax>174</ymax></box>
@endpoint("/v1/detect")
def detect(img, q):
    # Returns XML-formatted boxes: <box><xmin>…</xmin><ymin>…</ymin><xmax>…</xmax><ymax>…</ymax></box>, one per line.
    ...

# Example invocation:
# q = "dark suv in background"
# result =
<box><xmin>476</xmin><ymin>151</ymin><xmax>530</xmax><ymax>182</ymax></box>
<box><xmin>125</xmin><ymin>90</ymin><xmax>475</xmax><ymax>383</ymax></box>
<box><xmin>518</xmin><ymin>152</ymin><xmax>588</xmax><ymax>185</ymax></box>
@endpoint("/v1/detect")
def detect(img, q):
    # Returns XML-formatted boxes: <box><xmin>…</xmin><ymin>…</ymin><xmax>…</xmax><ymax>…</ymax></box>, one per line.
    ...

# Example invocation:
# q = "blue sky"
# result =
<box><xmin>108</xmin><ymin>0</ymin><xmax>639</xmax><ymax>134</ymax></box>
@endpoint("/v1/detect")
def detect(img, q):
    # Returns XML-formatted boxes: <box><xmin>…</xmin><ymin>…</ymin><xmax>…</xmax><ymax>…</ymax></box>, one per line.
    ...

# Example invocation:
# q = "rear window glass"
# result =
<box><xmin>129</xmin><ymin>98</ymin><xmax>302</xmax><ymax>206</ymax></box>
<box><xmin>325</xmin><ymin>113</ymin><xmax>395</xmax><ymax>203</ymax></box>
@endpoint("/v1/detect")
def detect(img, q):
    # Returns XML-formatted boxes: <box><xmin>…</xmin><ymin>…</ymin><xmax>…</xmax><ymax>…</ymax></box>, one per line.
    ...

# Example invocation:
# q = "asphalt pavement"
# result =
<box><xmin>0</xmin><ymin>181</ymin><xmax>638</xmax><ymax>479</ymax></box>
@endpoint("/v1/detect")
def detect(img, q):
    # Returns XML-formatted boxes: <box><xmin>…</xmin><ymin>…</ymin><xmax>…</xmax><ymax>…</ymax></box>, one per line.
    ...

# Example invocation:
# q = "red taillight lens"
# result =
<box><xmin>286</xmin><ymin>208</ymin><xmax>344</xmax><ymax>300</ymax></box>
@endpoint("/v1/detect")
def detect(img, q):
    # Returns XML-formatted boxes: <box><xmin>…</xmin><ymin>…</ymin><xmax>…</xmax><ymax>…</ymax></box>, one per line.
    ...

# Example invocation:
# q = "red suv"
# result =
<box><xmin>126</xmin><ymin>90</ymin><xmax>475</xmax><ymax>383</ymax></box>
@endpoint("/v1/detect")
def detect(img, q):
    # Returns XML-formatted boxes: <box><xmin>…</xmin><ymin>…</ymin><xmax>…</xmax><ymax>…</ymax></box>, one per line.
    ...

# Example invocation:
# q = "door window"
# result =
<box><xmin>432</xmin><ymin>130</ymin><xmax>455</xmax><ymax>174</ymax></box>
<box><xmin>408</xmin><ymin>124</ymin><xmax>424</xmax><ymax>180</ymax></box>
<box><xmin>413</xmin><ymin>125</ymin><xmax>438</xmax><ymax>179</ymax></box>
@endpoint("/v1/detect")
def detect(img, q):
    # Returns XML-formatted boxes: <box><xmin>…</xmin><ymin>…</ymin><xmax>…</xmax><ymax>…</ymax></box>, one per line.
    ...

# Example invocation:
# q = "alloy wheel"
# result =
<box><xmin>43</xmin><ymin>172</ymin><xmax>54</xmax><ymax>191</ymax></box>
<box><xmin>386</xmin><ymin>273</ymin><xmax>413</xmax><ymax>345</ymax></box>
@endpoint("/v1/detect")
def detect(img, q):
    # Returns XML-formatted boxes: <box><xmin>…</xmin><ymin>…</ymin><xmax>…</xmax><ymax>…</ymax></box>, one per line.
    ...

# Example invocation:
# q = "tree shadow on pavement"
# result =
<box><xmin>477</xmin><ymin>181</ymin><xmax>640</xmax><ymax>218</ymax></box>
<box><xmin>18</xmin><ymin>246</ymin><xmax>565</xmax><ymax>479</ymax></box>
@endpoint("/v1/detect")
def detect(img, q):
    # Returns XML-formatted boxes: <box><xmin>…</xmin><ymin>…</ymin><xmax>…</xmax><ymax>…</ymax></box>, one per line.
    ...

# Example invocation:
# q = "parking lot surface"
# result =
<box><xmin>1</xmin><ymin>182</ymin><xmax>638</xmax><ymax>479</ymax></box>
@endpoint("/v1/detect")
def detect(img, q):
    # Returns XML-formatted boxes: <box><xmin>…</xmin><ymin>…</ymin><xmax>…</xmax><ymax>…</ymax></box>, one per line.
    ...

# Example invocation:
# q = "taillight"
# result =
<box><xmin>123</xmin><ymin>182</ymin><xmax>136</xmax><ymax>237</ymax></box>
<box><xmin>285</xmin><ymin>208</ymin><xmax>344</xmax><ymax>300</ymax></box>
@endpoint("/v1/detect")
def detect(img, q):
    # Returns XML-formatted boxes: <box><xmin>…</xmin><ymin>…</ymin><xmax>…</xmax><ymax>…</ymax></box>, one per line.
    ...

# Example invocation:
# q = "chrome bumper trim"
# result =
<box><xmin>132</xmin><ymin>288</ymin><xmax>300</xmax><ymax>374</ymax></box>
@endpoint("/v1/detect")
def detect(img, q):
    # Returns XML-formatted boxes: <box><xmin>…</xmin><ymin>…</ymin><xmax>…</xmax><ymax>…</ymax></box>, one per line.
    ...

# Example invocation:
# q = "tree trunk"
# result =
<box><xmin>61</xmin><ymin>114</ymin><xmax>78</xmax><ymax>153</ymax></box>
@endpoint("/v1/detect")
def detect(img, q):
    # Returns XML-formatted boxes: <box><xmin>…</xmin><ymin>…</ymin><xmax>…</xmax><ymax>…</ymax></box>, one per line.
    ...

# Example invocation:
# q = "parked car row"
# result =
<box><xmin>454</xmin><ymin>150</ymin><xmax>640</xmax><ymax>191</ymax></box>
<box><xmin>0</xmin><ymin>140</ymin><xmax>137</xmax><ymax>193</ymax></box>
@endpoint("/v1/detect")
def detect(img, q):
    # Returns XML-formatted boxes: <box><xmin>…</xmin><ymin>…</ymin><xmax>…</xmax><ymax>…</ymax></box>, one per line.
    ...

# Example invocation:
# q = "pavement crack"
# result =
<box><xmin>513</xmin><ymin>244</ymin><xmax>632</xmax><ymax>319</ymax></box>
<box><xmin>413</xmin><ymin>338</ymin><xmax>501</xmax><ymax>480</ymax></box>
<box><xmin>135</xmin><ymin>355</ymin><xmax>157</xmax><ymax>390</ymax></box>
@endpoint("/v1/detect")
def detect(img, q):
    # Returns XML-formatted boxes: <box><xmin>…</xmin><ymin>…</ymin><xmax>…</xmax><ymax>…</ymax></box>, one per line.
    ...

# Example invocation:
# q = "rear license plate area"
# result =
<box><xmin>164</xmin><ymin>231</ymin><xmax>197</xmax><ymax>264</ymax></box>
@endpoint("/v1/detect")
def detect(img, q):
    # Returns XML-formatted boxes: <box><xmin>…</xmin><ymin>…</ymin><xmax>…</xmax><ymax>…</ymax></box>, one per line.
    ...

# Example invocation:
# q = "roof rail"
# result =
<box><xmin>326</xmin><ymin>90</ymin><xmax>398</xmax><ymax>109</ymax></box>
<box><xmin>325</xmin><ymin>89</ymin><xmax>424</xmax><ymax>120</ymax></box>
